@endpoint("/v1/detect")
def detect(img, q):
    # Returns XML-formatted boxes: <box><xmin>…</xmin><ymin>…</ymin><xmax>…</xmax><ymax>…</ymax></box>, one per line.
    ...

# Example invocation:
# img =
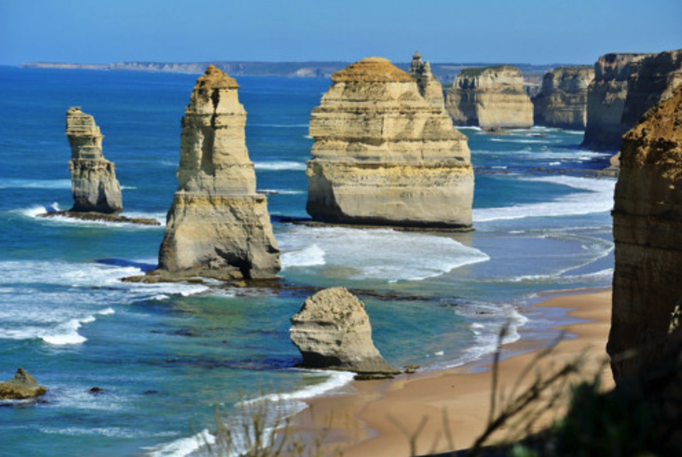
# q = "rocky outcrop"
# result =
<box><xmin>445</xmin><ymin>65</ymin><xmax>533</xmax><ymax>129</ymax></box>
<box><xmin>290</xmin><ymin>287</ymin><xmax>399</xmax><ymax>376</ymax></box>
<box><xmin>157</xmin><ymin>65</ymin><xmax>280</xmax><ymax>280</ymax></box>
<box><xmin>608</xmin><ymin>85</ymin><xmax>682</xmax><ymax>381</ymax></box>
<box><xmin>532</xmin><ymin>66</ymin><xmax>594</xmax><ymax>129</ymax></box>
<box><xmin>409</xmin><ymin>52</ymin><xmax>445</xmax><ymax>108</ymax></box>
<box><xmin>0</xmin><ymin>368</ymin><xmax>48</xmax><ymax>400</ymax></box>
<box><xmin>582</xmin><ymin>51</ymin><xmax>682</xmax><ymax>151</ymax></box>
<box><xmin>306</xmin><ymin>57</ymin><xmax>473</xmax><ymax>229</ymax></box>
<box><xmin>66</xmin><ymin>107</ymin><xmax>122</xmax><ymax>213</ymax></box>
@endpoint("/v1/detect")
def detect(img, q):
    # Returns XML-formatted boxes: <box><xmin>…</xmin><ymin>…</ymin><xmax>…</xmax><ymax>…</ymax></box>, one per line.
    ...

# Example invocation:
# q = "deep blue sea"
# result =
<box><xmin>0</xmin><ymin>66</ymin><xmax>615</xmax><ymax>456</ymax></box>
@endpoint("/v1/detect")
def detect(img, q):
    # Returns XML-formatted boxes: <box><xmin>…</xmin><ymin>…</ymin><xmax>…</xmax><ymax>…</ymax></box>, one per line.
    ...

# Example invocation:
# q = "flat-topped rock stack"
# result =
<box><xmin>306</xmin><ymin>57</ymin><xmax>473</xmax><ymax>230</ymax></box>
<box><xmin>445</xmin><ymin>65</ymin><xmax>533</xmax><ymax>129</ymax></box>
<box><xmin>409</xmin><ymin>52</ymin><xmax>445</xmax><ymax>108</ymax></box>
<box><xmin>157</xmin><ymin>65</ymin><xmax>280</xmax><ymax>280</ymax></box>
<box><xmin>609</xmin><ymin>85</ymin><xmax>682</xmax><ymax>380</ymax></box>
<box><xmin>66</xmin><ymin>107</ymin><xmax>123</xmax><ymax>213</ymax></box>
<box><xmin>532</xmin><ymin>66</ymin><xmax>594</xmax><ymax>130</ymax></box>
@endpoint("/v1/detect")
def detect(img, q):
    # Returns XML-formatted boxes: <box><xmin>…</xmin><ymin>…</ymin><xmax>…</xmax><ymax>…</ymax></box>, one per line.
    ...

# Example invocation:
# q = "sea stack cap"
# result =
<box><xmin>332</xmin><ymin>57</ymin><xmax>413</xmax><ymax>83</ymax></box>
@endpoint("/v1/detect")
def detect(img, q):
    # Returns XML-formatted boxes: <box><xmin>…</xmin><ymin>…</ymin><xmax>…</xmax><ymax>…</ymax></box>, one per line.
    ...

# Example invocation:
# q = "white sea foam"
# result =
<box><xmin>145</xmin><ymin>429</ymin><xmax>215</xmax><ymax>457</ymax></box>
<box><xmin>253</xmin><ymin>161</ymin><xmax>306</xmax><ymax>171</ymax></box>
<box><xmin>281</xmin><ymin>244</ymin><xmax>326</xmax><ymax>268</ymax></box>
<box><xmin>245</xmin><ymin>370</ymin><xmax>355</xmax><ymax>406</ymax></box>
<box><xmin>278</xmin><ymin>226</ymin><xmax>489</xmax><ymax>282</ymax></box>
<box><xmin>257</xmin><ymin>189</ymin><xmax>304</xmax><ymax>195</ymax></box>
<box><xmin>474</xmin><ymin>175</ymin><xmax>616</xmax><ymax>223</ymax></box>
<box><xmin>0</xmin><ymin>178</ymin><xmax>71</xmax><ymax>190</ymax></box>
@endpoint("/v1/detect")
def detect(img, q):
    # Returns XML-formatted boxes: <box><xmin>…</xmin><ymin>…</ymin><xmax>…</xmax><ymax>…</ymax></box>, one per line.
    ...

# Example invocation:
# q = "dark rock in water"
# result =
<box><xmin>0</xmin><ymin>368</ymin><xmax>48</xmax><ymax>400</ymax></box>
<box><xmin>88</xmin><ymin>387</ymin><xmax>104</xmax><ymax>394</ymax></box>
<box><xmin>143</xmin><ymin>390</ymin><xmax>159</xmax><ymax>395</ymax></box>
<box><xmin>39</xmin><ymin>211</ymin><xmax>160</xmax><ymax>226</ymax></box>
<box><xmin>289</xmin><ymin>287</ymin><xmax>400</xmax><ymax>377</ymax></box>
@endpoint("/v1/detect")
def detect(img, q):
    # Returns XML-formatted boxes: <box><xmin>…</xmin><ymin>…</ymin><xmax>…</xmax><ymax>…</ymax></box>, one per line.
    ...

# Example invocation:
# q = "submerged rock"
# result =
<box><xmin>290</xmin><ymin>287</ymin><xmax>400</xmax><ymax>376</ymax></box>
<box><xmin>532</xmin><ymin>66</ymin><xmax>594</xmax><ymax>130</ymax></box>
<box><xmin>157</xmin><ymin>65</ymin><xmax>281</xmax><ymax>281</ymax></box>
<box><xmin>445</xmin><ymin>65</ymin><xmax>533</xmax><ymax>129</ymax></box>
<box><xmin>609</xmin><ymin>85</ymin><xmax>682</xmax><ymax>380</ymax></box>
<box><xmin>0</xmin><ymin>368</ymin><xmax>48</xmax><ymax>400</ymax></box>
<box><xmin>66</xmin><ymin>107</ymin><xmax>123</xmax><ymax>213</ymax></box>
<box><xmin>306</xmin><ymin>57</ymin><xmax>473</xmax><ymax>229</ymax></box>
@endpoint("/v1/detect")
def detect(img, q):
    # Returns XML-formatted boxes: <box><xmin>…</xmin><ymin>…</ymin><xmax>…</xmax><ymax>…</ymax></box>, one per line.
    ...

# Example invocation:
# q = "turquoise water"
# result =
<box><xmin>0</xmin><ymin>67</ymin><xmax>615</xmax><ymax>456</ymax></box>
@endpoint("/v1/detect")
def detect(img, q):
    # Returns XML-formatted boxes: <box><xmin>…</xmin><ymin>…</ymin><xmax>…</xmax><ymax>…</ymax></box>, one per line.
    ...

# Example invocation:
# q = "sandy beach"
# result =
<box><xmin>292</xmin><ymin>289</ymin><xmax>614</xmax><ymax>456</ymax></box>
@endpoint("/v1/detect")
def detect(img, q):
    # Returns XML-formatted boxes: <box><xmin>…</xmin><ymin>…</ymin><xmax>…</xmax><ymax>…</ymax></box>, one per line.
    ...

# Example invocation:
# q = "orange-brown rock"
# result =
<box><xmin>608</xmin><ymin>85</ymin><xmax>682</xmax><ymax>380</ymax></box>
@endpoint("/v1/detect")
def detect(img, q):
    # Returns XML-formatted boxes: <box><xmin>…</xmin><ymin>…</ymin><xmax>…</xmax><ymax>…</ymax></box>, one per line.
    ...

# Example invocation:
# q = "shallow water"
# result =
<box><xmin>0</xmin><ymin>67</ymin><xmax>615</xmax><ymax>456</ymax></box>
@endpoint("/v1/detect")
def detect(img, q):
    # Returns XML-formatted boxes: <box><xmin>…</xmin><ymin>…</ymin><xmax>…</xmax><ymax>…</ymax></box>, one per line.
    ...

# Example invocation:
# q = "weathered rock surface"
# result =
<box><xmin>409</xmin><ymin>52</ymin><xmax>445</xmax><ymax>108</ymax></box>
<box><xmin>445</xmin><ymin>65</ymin><xmax>533</xmax><ymax>129</ymax></box>
<box><xmin>0</xmin><ymin>368</ymin><xmax>48</xmax><ymax>400</ymax></box>
<box><xmin>66</xmin><ymin>107</ymin><xmax>122</xmax><ymax>213</ymax></box>
<box><xmin>582</xmin><ymin>50</ymin><xmax>682</xmax><ymax>151</ymax></box>
<box><xmin>157</xmin><ymin>65</ymin><xmax>280</xmax><ymax>280</ymax></box>
<box><xmin>532</xmin><ymin>66</ymin><xmax>594</xmax><ymax>129</ymax></box>
<box><xmin>608</xmin><ymin>85</ymin><xmax>682</xmax><ymax>381</ymax></box>
<box><xmin>306</xmin><ymin>57</ymin><xmax>473</xmax><ymax>229</ymax></box>
<box><xmin>290</xmin><ymin>287</ymin><xmax>399</xmax><ymax>375</ymax></box>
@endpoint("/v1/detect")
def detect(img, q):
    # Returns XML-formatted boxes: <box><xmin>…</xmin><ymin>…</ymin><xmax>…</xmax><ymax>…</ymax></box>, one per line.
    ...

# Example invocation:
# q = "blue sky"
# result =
<box><xmin>1</xmin><ymin>0</ymin><xmax>680</xmax><ymax>66</ymax></box>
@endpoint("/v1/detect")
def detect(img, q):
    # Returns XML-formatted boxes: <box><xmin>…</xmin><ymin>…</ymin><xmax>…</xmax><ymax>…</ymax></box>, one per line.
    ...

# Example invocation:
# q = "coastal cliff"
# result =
<box><xmin>532</xmin><ymin>66</ymin><xmax>594</xmax><ymax>129</ymax></box>
<box><xmin>445</xmin><ymin>65</ymin><xmax>533</xmax><ymax>129</ymax></box>
<box><xmin>306</xmin><ymin>57</ymin><xmax>473</xmax><ymax>229</ymax></box>
<box><xmin>157</xmin><ymin>65</ymin><xmax>280</xmax><ymax>280</ymax></box>
<box><xmin>608</xmin><ymin>85</ymin><xmax>682</xmax><ymax>380</ymax></box>
<box><xmin>582</xmin><ymin>50</ymin><xmax>682</xmax><ymax>151</ymax></box>
<box><xmin>409</xmin><ymin>52</ymin><xmax>445</xmax><ymax>108</ymax></box>
<box><xmin>65</xmin><ymin>107</ymin><xmax>122</xmax><ymax>213</ymax></box>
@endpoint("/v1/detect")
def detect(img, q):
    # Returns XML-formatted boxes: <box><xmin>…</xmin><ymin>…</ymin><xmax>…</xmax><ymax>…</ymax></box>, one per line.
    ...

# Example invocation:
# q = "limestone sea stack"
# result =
<box><xmin>409</xmin><ymin>52</ymin><xmax>445</xmax><ymax>108</ymax></box>
<box><xmin>157</xmin><ymin>65</ymin><xmax>280</xmax><ymax>280</ymax></box>
<box><xmin>66</xmin><ymin>107</ymin><xmax>122</xmax><ymax>213</ymax></box>
<box><xmin>532</xmin><ymin>66</ymin><xmax>594</xmax><ymax>130</ymax></box>
<box><xmin>445</xmin><ymin>65</ymin><xmax>533</xmax><ymax>129</ymax></box>
<box><xmin>306</xmin><ymin>57</ymin><xmax>473</xmax><ymax>229</ymax></box>
<box><xmin>290</xmin><ymin>287</ymin><xmax>400</xmax><ymax>376</ymax></box>
<box><xmin>608</xmin><ymin>85</ymin><xmax>682</xmax><ymax>381</ymax></box>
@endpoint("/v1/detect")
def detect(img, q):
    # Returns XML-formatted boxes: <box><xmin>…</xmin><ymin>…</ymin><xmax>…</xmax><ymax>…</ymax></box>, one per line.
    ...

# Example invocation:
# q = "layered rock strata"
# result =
<box><xmin>157</xmin><ymin>65</ymin><xmax>280</xmax><ymax>280</ymax></box>
<box><xmin>532</xmin><ymin>66</ymin><xmax>594</xmax><ymax>129</ymax></box>
<box><xmin>66</xmin><ymin>107</ymin><xmax>122</xmax><ymax>213</ymax></box>
<box><xmin>409</xmin><ymin>52</ymin><xmax>445</xmax><ymax>108</ymax></box>
<box><xmin>306</xmin><ymin>57</ymin><xmax>473</xmax><ymax>229</ymax></box>
<box><xmin>290</xmin><ymin>287</ymin><xmax>399</xmax><ymax>376</ymax></box>
<box><xmin>445</xmin><ymin>65</ymin><xmax>533</xmax><ymax>129</ymax></box>
<box><xmin>0</xmin><ymin>368</ymin><xmax>48</xmax><ymax>400</ymax></box>
<box><xmin>581</xmin><ymin>52</ymin><xmax>660</xmax><ymax>151</ymax></box>
<box><xmin>608</xmin><ymin>85</ymin><xmax>682</xmax><ymax>381</ymax></box>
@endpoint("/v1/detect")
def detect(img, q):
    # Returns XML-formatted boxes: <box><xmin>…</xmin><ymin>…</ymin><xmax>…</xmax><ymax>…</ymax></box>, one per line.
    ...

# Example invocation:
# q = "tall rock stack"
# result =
<box><xmin>65</xmin><ymin>107</ymin><xmax>122</xmax><ymax>213</ymax></box>
<box><xmin>532</xmin><ymin>66</ymin><xmax>594</xmax><ymax>130</ymax></box>
<box><xmin>608</xmin><ymin>85</ymin><xmax>682</xmax><ymax>381</ymax></box>
<box><xmin>306</xmin><ymin>57</ymin><xmax>473</xmax><ymax>229</ymax></box>
<box><xmin>158</xmin><ymin>65</ymin><xmax>280</xmax><ymax>280</ymax></box>
<box><xmin>581</xmin><ymin>53</ymin><xmax>652</xmax><ymax>151</ymax></box>
<box><xmin>409</xmin><ymin>52</ymin><xmax>445</xmax><ymax>108</ymax></box>
<box><xmin>445</xmin><ymin>65</ymin><xmax>533</xmax><ymax>129</ymax></box>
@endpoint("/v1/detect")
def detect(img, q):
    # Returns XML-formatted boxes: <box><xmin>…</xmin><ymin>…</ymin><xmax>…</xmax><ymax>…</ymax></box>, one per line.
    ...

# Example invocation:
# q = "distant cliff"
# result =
<box><xmin>532</xmin><ymin>66</ymin><xmax>594</xmax><ymax>130</ymax></box>
<box><xmin>582</xmin><ymin>50</ymin><xmax>682</xmax><ymax>151</ymax></box>
<box><xmin>445</xmin><ymin>65</ymin><xmax>533</xmax><ymax>129</ymax></box>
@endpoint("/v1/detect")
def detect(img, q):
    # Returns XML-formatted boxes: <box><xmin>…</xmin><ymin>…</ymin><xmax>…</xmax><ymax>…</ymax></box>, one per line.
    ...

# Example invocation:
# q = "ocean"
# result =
<box><xmin>0</xmin><ymin>66</ymin><xmax>615</xmax><ymax>456</ymax></box>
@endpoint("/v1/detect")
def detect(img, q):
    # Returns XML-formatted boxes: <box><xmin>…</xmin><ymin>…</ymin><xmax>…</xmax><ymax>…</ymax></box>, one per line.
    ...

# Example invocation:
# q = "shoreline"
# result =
<box><xmin>290</xmin><ymin>288</ymin><xmax>614</xmax><ymax>456</ymax></box>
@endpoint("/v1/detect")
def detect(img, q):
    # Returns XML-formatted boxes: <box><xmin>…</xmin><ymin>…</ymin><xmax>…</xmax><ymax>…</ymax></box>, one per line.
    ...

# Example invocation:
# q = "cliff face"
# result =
<box><xmin>306</xmin><ymin>57</ymin><xmax>473</xmax><ymax>229</ymax></box>
<box><xmin>158</xmin><ymin>65</ymin><xmax>280</xmax><ymax>280</ymax></box>
<box><xmin>582</xmin><ymin>51</ymin><xmax>682</xmax><ymax>151</ymax></box>
<box><xmin>608</xmin><ymin>85</ymin><xmax>682</xmax><ymax>380</ymax></box>
<box><xmin>409</xmin><ymin>52</ymin><xmax>445</xmax><ymax>108</ymax></box>
<box><xmin>445</xmin><ymin>65</ymin><xmax>533</xmax><ymax>129</ymax></box>
<box><xmin>66</xmin><ymin>107</ymin><xmax>122</xmax><ymax>213</ymax></box>
<box><xmin>532</xmin><ymin>66</ymin><xmax>594</xmax><ymax>129</ymax></box>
